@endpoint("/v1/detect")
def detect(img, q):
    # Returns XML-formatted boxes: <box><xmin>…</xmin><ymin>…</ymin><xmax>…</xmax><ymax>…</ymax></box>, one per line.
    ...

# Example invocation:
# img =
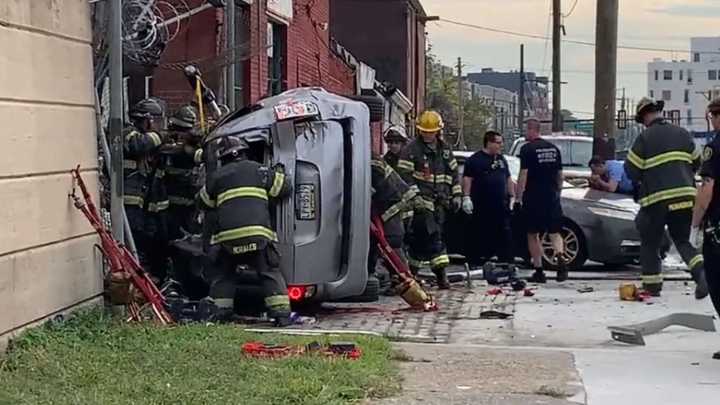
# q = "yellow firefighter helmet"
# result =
<box><xmin>416</xmin><ymin>110</ymin><xmax>444</xmax><ymax>134</ymax></box>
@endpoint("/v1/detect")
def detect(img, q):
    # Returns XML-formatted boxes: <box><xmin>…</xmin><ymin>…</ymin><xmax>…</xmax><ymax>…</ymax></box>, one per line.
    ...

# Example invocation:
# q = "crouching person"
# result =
<box><xmin>197</xmin><ymin>136</ymin><xmax>293</xmax><ymax>324</ymax></box>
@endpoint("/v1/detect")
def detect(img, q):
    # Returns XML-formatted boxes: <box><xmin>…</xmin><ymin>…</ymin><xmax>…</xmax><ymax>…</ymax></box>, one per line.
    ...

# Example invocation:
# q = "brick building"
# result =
<box><xmin>330</xmin><ymin>0</ymin><xmax>428</xmax><ymax>119</ymax></box>
<box><xmin>147</xmin><ymin>0</ymin><xmax>356</xmax><ymax>111</ymax></box>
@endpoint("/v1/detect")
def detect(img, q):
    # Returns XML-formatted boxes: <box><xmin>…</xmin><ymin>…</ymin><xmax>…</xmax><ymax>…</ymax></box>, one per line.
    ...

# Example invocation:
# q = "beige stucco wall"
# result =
<box><xmin>0</xmin><ymin>0</ymin><xmax>102</xmax><ymax>344</ymax></box>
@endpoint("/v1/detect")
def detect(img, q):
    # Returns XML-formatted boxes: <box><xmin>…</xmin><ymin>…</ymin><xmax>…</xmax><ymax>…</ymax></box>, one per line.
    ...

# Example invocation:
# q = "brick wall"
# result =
<box><xmin>153</xmin><ymin>0</ymin><xmax>355</xmax><ymax>111</ymax></box>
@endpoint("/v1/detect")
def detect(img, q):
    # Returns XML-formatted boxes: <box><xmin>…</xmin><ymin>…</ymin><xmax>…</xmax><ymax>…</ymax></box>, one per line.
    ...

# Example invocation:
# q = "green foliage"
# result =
<box><xmin>425</xmin><ymin>51</ymin><xmax>495</xmax><ymax>151</ymax></box>
<box><xmin>0</xmin><ymin>308</ymin><xmax>399</xmax><ymax>405</ymax></box>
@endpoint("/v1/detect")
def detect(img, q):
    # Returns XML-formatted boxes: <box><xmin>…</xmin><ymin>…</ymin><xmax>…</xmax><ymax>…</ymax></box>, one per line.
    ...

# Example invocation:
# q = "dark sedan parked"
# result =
<box><xmin>446</xmin><ymin>152</ymin><xmax>644</xmax><ymax>270</ymax></box>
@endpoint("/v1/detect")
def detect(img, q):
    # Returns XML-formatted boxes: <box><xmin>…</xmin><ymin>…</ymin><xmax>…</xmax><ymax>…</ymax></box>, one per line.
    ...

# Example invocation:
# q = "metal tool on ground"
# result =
<box><xmin>69</xmin><ymin>166</ymin><xmax>173</xmax><ymax>325</ymax></box>
<box><xmin>241</xmin><ymin>341</ymin><xmax>362</xmax><ymax>360</ymax></box>
<box><xmin>464</xmin><ymin>263</ymin><xmax>473</xmax><ymax>289</ymax></box>
<box><xmin>370</xmin><ymin>217</ymin><xmax>437</xmax><ymax>311</ymax></box>
<box><xmin>608</xmin><ymin>313</ymin><xmax>717</xmax><ymax>346</ymax></box>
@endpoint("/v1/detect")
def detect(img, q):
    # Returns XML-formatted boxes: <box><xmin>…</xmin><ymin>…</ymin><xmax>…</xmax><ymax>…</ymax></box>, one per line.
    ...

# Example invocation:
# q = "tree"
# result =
<box><xmin>425</xmin><ymin>50</ymin><xmax>494</xmax><ymax>151</ymax></box>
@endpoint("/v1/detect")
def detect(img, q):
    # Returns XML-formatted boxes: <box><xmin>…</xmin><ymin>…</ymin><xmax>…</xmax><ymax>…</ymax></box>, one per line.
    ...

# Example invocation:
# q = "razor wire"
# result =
<box><xmin>121</xmin><ymin>0</ymin><xmax>191</xmax><ymax>66</ymax></box>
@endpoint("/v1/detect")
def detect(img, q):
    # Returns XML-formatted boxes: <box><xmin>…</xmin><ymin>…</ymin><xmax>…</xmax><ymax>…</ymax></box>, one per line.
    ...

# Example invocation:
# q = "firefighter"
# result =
<box><xmin>691</xmin><ymin>98</ymin><xmax>720</xmax><ymax>358</ymax></box>
<box><xmin>370</xmin><ymin>155</ymin><xmax>417</xmax><ymax>282</ymax></box>
<box><xmin>196</xmin><ymin>136</ymin><xmax>293</xmax><ymax>323</ymax></box>
<box><xmin>625</xmin><ymin>97</ymin><xmax>709</xmax><ymax>298</ymax></box>
<box><xmin>397</xmin><ymin>110</ymin><xmax>463</xmax><ymax>289</ymax></box>
<box><xmin>383</xmin><ymin>127</ymin><xmax>409</xmax><ymax>170</ymax></box>
<box><xmin>124</xmin><ymin>98</ymin><xmax>171</xmax><ymax>282</ymax></box>
<box><xmin>162</xmin><ymin>106</ymin><xmax>203</xmax><ymax>240</ymax></box>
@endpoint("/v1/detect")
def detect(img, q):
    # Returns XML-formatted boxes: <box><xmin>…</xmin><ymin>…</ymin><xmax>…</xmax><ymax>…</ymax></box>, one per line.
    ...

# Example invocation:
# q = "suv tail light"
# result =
<box><xmin>287</xmin><ymin>285</ymin><xmax>317</xmax><ymax>301</ymax></box>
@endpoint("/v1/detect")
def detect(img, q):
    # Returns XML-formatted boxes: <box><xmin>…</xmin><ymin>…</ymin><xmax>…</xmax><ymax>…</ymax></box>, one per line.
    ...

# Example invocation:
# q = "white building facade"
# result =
<box><xmin>466</xmin><ymin>82</ymin><xmax>518</xmax><ymax>134</ymax></box>
<box><xmin>647</xmin><ymin>37</ymin><xmax>720</xmax><ymax>132</ymax></box>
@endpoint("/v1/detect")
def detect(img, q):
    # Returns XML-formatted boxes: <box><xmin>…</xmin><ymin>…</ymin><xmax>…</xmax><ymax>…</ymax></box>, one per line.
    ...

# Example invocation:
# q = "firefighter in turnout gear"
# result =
<box><xmin>625</xmin><ymin>97</ymin><xmax>709</xmax><ymax>298</ymax></box>
<box><xmin>691</xmin><ymin>98</ymin><xmax>720</xmax><ymax>359</ymax></box>
<box><xmin>397</xmin><ymin>111</ymin><xmax>463</xmax><ymax>289</ymax></box>
<box><xmin>197</xmin><ymin>136</ymin><xmax>293</xmax><ymax>323</ymax></box>
<box><xmin>370</xmin><ymin>155</ymin><xmax>417</xmax><ymax>282</ymax></box>
<box><xmin>161</xmin><ymin>106</ymin><xmax>203</xmax><ymax>239</ymax></box>
<box><xmin>124</xmin><ymin>98</ymin><xmax>171</xmax><ymax>282</ymax></box>
<box><xmin>383</xmin><ymin>127</ymin><xmax>409</xmax><ymax>170</ymax></box>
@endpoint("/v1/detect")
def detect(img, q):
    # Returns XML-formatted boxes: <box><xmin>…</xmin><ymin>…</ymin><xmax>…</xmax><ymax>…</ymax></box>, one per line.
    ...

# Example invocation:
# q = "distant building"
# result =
<box><xmin>466</xmin><ymin>68</ymin><xmax>550</xmax><ymax>124</ymax></box>
<box><xmin>466</xmin><ymin>83</ymin><xmax>518</xmax><ymax>134</ymax></box>
<box><xmin>647</xmin><ymin>37</ymin><xmax>720</xmax><ymax>132</ymax></box>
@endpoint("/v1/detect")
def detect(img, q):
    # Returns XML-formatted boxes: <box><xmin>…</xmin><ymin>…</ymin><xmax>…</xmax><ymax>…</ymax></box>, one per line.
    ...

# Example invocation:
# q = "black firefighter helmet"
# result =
<box><xmin>217</xmin><ymin>136</ymin><xmax>249</xmax><ymax>162</ymax></box>
<box><xmin>169</xmin><ymin>105</ymin><xmax>197</xmax><ymax>130</ymax></box>
<box><xmin>130</xmin><ymin>98</ymin><xmax>165</xmax><ymax>120</ymax></box>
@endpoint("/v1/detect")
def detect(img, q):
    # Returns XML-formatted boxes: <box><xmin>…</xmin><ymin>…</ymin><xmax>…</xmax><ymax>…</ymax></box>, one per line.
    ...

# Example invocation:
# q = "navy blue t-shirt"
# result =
<box><xmin>519</xmin><ymin>138</ymin><xmax>562</xmax><ymax>206</ymax></box>
<box><xmin>464</xmin><ymin>151</ymin><xmax>511</xmax><ymax>211</ymax></box>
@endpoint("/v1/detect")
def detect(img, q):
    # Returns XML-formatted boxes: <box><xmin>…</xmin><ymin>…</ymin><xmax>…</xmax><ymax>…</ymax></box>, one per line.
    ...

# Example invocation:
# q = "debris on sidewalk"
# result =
<box><xmin>524</xmin><ymin>288</ymin><xmax>536</xmax><ymax>297</ymax></box>
<box><xmin>608</xmin><ymin>313</ymin><xmax>717</xmax><ymax>346</ymax></box>
<box><xmin>486</xmin><ymin>287</ymin><xmax>504</xmax><ymax>296</ymax></box>
<box><xmin>713</xmin><ymin>351</ymin><xmax>720</xmax><ymax>360</ymax></box>
<box><xmin>577</xmin><ymin>286</ymin><xmax>594</xmax><ymax>293</ymax></box>
<box><xmin>618</xmin><ymin>282</ymin><xmax>653</xmax><ymax>302</ymax></box>
<box><xmin>480</xmin><ymin>310</ymin><xmax>513</xmax><ymax>320</ymax></box>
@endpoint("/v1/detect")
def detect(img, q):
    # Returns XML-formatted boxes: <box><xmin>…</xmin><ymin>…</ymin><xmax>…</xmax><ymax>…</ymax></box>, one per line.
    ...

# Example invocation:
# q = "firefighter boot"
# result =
<box><xmin>692</xmin><ymin>266</ymin><xmax>709</xmax><ymax>300</ymax></box>
<box><xmin>555</xmin><ymin>255</ymin><xmax>569</xmax><ymax>283</ymax></box>
<box><xmin>529</xmin><ymin>269</ymin><xmax>547</xmax><ymax>284</ymax></box>
<box><xmin>642</xmin><ymin>282</ymin><xmax>663</xmax><ymax>297</ymax></box>
<box><xmin>432</xmin><ymin>267</ymin><xmax>450</xmax><ymax>290</ymax></box>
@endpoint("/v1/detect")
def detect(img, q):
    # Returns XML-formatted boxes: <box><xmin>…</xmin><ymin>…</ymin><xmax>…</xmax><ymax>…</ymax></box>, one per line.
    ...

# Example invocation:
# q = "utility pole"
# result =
<box><xmin>593</xmin><ymin>0</ymin><xmax>619</xmax><ymax>159</ymax></box>
<box><xmin>457</xmin><ymin>57</ymin><xmax>466</xmax><ymax>150</ymax></box>
<box><xmin>225</xmin><ymin>0</ymin><xmax>237</xmax><ymax>111</ymax></box>
<box><xmin>621</xmin><ymin>87</ymin><xmax>626</xmax><ymax>111</ymax></box>
<box><xmin>552</xmin><ymin>0</ymin><xmax>563</xmax><ymax>132</ymax></box>
<box><xmin>109</xmin><ymin>0</ymin><xmax>124</xmax><ymax>242</ymax></box>
<box><xmin>519</xmin><ymin>44</ymin><xmax>525</xmax><ymax>137</ymax></box>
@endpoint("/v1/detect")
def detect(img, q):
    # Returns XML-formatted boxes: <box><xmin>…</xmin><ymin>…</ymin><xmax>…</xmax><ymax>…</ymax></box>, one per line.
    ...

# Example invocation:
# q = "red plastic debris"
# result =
<box><xmin>486</xmin><ymin>288</ymin><xmax>504</xmax><ymax>296</ymax></box>
<box><xmin>523</xmin><ymin>288</ymin><xmax>536</xmax><ymax>297</ymax></box>
<box><xmin>241</xmin><ymin>342</ymin><xmax>362</xmax><ymax>360</ymax></box>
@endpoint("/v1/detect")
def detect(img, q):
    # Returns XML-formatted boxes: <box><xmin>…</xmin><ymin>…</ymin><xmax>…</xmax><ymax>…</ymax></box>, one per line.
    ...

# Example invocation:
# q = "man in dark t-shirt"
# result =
<box><xmin>462</xmin><ymin>131</ymin><xmax>514</xmax><ymax>266</ymax></box>
<box><xmin>516</xmin><ymin>118</ymin><xmax>566</xmax><ymax>283</ymax></box>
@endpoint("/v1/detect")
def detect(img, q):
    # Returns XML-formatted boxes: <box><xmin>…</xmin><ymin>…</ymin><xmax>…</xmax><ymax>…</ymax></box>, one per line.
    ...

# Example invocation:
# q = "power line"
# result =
<box><xmin>562</xmin><ymin>0</ymin><xmax>580</xmax><ymax>18</ymax></box>
<box><xmin>437</xmin><ymin>18</ymin><xmax>720</xmax><ymax>54</ymax></box>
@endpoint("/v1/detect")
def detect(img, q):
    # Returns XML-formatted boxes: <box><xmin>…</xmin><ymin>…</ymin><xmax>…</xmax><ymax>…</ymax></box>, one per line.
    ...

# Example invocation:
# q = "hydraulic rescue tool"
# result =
<box><xmin>370</xmin><ymin>217</ymin><xmax>437</xmax><ymax>311</ymax></box>
<box><xmin>69</xmin><ymin>166</ymin><xmax>173</xmax><ymax>325</ymax></box>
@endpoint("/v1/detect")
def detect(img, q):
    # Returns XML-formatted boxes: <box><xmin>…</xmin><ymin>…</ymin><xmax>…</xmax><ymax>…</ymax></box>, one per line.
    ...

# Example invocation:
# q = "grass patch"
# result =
<box><xmin>0</xmin><ymin>309</ymin><xmax>400</xmax><ymax>405</ymax></box>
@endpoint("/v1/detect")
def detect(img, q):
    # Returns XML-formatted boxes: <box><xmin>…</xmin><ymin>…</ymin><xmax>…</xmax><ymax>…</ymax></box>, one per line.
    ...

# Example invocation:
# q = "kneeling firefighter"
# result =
<box><xmin>370</xmin><ymin>155</ymin><xmax>417</xmax><ymax>284</ymax></box>
<box><xmin>397</xmin><ymin>111</ymin><xmax>463</xmax><ymax>289</ymax></box>
<box><xmin>197</xmin><ymin>136</ymin><xmax>293</xmax><ymax>323</ymax></box>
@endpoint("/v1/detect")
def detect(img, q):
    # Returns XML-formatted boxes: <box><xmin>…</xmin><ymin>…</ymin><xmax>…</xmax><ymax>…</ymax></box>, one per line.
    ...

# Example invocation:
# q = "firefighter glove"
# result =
<box><xmin>461</xmin><ymin>196</ymin><xmax>474</xmax><ymax>215</ymax></box>
<box><xmin>690</xmin><ymin>226</ymin><xmax>700</xmax><ymax>248</ymax></box>
<box><xmin>452</xmin><ymin>196</ymin><xmax>463</xmax><ymax>212</ymax></box>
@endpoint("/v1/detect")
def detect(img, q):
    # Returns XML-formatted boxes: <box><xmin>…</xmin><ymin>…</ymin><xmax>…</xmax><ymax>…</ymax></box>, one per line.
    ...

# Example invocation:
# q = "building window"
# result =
<box><xmin>233</xmin><ymin>2</ymin><xmax>251</xmax><ymax>109</ymax></box>
<box><xmin>663</xmin><ymin>70</ymin><xmax>673</xmax><ymax>80</ymax></box>
<box><xmin>688</xmin><ymin>69</ymin><xmax>693</xmax><ymax>84</ymax></box>
<box><xmin>684</xmin><ymin>89</ymin><xmax>690</xmax><ymax>103</ymax></box>
<box><xmin>662</xmin><ymin>90</ymin><xmax>671</xmax><ymax>101</ymax></box>
<box><xmin>654</xmin><ymin>70</ymin><xmax>659</xmax><ymax>81</ymax></box>
<box><xmin>679</xmin><ymin>70</ymin><xmax>684</xmax><ymax>81</ymax></box>
<box><xmin>687</xmin><ymin>109</ymin><xmax>693</xmax><ymax>125</ymax></box>
<box><xmin>694</xmin><ymin>52</ymin><xmax>701</xmax><ymax>62</ymax></box>
<box><xmin>267</xmin><ymin>21</ymin><xmax>287</xmax><ymax>96</ymax></box>
<box><xmin>649</xmin><ymin>90</ymin><xmax>654</xmax><ymax>98</ymax></box>
<box><xmin>710</xmin><ymin>70</ymin><xmax>718</xmax><ymax>81</ymax></box>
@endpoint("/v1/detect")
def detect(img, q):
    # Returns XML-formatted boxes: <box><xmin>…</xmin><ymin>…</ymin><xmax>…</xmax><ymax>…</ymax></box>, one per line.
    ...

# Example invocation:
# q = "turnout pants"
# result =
<box><xmin>209</xmin><ymin>244</ymin><xmax>290</xmax><ymax>315</ymax></box>
<box><xmin>470</xmin><ymin>206</ymin><xmax>513</xmax><ymax>266</ymax></box>
<box><xmin>407</xmin><ymin>208</ymin><xmax>450</xmax><ymax>272</ymax></box>
<box><xmin>635</xmin><ymin>202</ymin><xmax>704</xmax><ymax>292</ymax></box>
<box><xmin>369</xmin><ymin>216</ymin><xmax>406</xmax><ymax>274</ymax></box>
<box><xmin>701</xmin><ymin>237</ymin><xmax>720</xmax><ymax>317</ymax></box>
<box><xmin>126</xmin><ymin>206</ymin><xmax>170</xmax><ymax>282</ymax></box>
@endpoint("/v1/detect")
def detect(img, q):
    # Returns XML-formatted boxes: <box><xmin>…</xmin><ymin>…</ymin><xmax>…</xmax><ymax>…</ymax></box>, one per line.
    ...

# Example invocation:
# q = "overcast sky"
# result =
<box><xmin>423</xmin><ymin>0</ymin><xmax>720</xmax><ymax>117</ymax></box>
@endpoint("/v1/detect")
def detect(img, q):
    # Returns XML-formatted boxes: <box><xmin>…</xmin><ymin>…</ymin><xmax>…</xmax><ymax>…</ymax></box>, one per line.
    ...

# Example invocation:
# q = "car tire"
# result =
<box><xmin>348</xmin><ymin>95</ymin><xmax>384</xmax><ymax>123</ymax></box>
<box><xmin>541</xmin><ymin>220</ymin><xmax>588</xmax><ymax>271</ymax></box>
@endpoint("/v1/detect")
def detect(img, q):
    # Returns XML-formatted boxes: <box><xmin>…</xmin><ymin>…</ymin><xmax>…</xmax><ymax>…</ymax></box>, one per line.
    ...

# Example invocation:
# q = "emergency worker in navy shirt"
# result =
<box><xmin>516</xmin><ymin>118</ymin><xmax>567</xmax><ymax>283</ymax></box>
<box><xmin>462</xmin><ymin>131</ymin><xmax>515</xmax><ymax>267</ymax></box>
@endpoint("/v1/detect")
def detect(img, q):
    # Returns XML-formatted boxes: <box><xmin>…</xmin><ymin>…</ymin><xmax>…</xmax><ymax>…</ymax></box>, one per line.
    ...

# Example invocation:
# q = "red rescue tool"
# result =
<box><xmin>69</xmin><ymin>166</ymin><xmax>173</xmax><ymax>325</ymax></box>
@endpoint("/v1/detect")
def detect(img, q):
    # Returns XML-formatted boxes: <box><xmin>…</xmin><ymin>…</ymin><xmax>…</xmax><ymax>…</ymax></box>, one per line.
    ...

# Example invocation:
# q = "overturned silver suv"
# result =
<box><xmin>204</xmin><ymin>88</ymin><xmax>374</xmax><ymax>304</ymax></box>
